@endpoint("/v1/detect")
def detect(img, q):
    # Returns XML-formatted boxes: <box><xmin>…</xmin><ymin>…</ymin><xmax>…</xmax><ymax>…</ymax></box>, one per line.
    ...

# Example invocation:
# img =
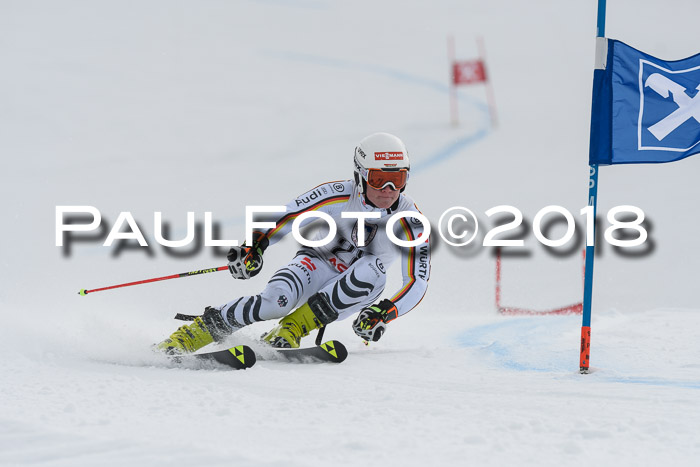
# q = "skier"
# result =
<box><xmin>156</xmin><ymin>132</ymin><xmax>430</xmax><ymax>353</ymax></box>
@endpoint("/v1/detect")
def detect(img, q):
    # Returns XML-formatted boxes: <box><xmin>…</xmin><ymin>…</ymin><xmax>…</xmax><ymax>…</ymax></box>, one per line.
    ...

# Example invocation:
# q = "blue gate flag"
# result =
<box><xmin>589</xmin><ymin>39</ymin><xmax>700</xmax><ymax>165</ymax></box>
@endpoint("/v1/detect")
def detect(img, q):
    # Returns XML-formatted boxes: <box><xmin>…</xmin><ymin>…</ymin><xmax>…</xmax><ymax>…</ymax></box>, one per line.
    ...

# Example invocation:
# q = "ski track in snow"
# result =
<box><xmin>458</xmin><ymin>312</ymin><xmax>700</xmax><ymax>389</ymax></box>
<box><xmin>2</xmin><ymin>311</ymin><xmax>700</xmax><ymax>466</ymax></box>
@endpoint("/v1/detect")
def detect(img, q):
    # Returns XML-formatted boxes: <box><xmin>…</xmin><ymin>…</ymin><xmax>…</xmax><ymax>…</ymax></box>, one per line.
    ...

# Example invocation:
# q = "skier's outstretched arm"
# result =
<box><xmin>226</xmin><ymin>181</ymin><xmax>351</xmax><ymax>279</ymax></box>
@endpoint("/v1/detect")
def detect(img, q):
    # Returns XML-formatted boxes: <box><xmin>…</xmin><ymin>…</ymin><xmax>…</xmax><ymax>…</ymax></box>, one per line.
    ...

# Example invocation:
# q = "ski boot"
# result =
<box><xmin>156</xmin><ymin>306</ymin><xmax>232</xmax><ymax>355</ymax></box>
<box><xmin>262</xmin><ymin>292</ymin><xmax>338</xmax><ymax>348</ymax></box>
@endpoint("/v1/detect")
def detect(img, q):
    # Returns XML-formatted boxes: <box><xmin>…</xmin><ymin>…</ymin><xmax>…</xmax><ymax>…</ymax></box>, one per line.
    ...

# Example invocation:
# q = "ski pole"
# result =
<box><xmin>78</xmin><ymin>266</ymin><xmax>228</xmax><ymax>296</ymax></box>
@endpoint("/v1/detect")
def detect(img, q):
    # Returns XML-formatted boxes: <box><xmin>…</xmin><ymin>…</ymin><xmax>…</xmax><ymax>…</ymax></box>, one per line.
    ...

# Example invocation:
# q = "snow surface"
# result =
<box><xmin>1</xmin><ymin>0</ymin><xmax>700</xmax><ymax>465</ymax></box>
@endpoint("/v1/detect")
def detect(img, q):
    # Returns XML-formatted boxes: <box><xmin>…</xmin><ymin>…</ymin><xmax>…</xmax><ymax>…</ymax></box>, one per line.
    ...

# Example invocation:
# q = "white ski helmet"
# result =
<box><xmin>353</xmin><ymin>133</ymin><xmax>410</xmax><ymax>194</ymax></box>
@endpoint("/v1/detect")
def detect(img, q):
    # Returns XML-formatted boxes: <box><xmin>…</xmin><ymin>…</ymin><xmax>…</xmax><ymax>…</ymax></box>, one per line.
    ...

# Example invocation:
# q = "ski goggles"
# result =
<box><xmin>365</xmin><ymin>168</ymin><xmax>408</xmax><ymax>190</ymax></box>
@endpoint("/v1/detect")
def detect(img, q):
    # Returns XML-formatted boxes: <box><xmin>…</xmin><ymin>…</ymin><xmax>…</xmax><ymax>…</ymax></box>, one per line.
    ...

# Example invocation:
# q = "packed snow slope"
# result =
<box><xmin>1</xmin><ymin>1</ymin><xmax>699</xmax><ymax>466</ymax></box>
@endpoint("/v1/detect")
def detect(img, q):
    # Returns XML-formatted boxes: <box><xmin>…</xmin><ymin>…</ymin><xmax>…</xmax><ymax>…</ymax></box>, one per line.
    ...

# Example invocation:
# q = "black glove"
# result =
<box><xmin>352</xmin><ymin>299</ymin><xmax>398</xmax><ymax>342</ymax></box>
<box><xmin>227</xmin><ymin>234</ymin><xmax>269</xmax><ymax>280</ymax></box>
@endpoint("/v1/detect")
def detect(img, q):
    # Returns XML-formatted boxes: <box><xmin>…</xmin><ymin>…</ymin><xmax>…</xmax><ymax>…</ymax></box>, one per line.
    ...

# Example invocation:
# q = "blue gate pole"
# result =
<box><xmin>580</xmin><ymin>0</ymin><xmax>606</xmax><ymax>374</ymax></box>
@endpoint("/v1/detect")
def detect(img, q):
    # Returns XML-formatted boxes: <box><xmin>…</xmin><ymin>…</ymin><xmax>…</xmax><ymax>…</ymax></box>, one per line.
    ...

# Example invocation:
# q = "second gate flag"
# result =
<box><xmin>590</xmin><ymin>39</ymin><xmax>700</xmax><ymax>165</ymax></box>
<box><xmin>452</xmin><ymin>60</ymin><xmax>486</xmax><ymax>85</ymax></box>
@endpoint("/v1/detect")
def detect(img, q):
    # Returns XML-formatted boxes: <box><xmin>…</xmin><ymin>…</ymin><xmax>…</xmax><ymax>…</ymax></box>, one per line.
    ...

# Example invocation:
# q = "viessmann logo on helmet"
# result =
<box><xmin>374</xmin><ymin>151</ymin><xmax>404</xmax><ymax>160</ymax></box>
